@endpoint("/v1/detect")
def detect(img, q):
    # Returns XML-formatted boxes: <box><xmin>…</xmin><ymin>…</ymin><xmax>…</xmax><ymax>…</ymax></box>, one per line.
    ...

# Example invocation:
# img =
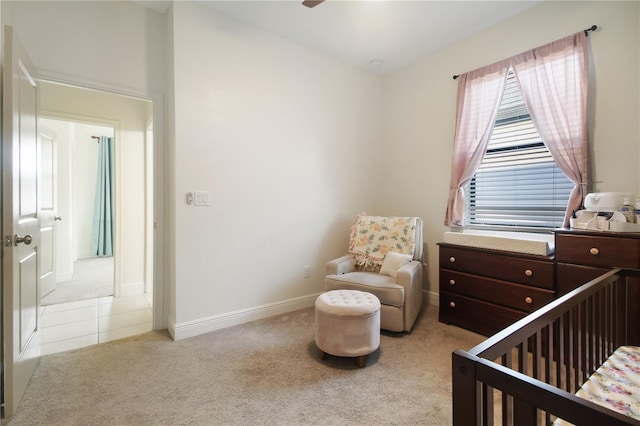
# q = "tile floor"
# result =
<box><xmin>40</xmin><ymin>293</ymin><xmax>153</xmax><ymax>356</ymax></box>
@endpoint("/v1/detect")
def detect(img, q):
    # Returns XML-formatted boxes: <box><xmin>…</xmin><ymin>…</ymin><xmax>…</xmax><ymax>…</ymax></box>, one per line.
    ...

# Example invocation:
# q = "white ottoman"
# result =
<box><xmin>315</xmin><ymin>289</ymin><xmax>381</xmax><ymax>368</ymax></box>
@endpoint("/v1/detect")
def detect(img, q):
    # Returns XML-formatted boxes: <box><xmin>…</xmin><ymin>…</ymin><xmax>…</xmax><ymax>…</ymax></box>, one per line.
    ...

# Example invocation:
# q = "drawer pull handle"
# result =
<box><xmin>524</xmin><ymin>269</ymin><xmax>533</xmax><ymax>277</ymax></box>
<box><xmin>449</xmin><ymin>256</ymin><xmax>456</xmax><ymax>263</ymax></box>
<box><xmin>449</xmin><ymin>279</ymin><xmax>456</xmax><ymax>286</ymax></box>
<box><xmin>449</xmin><ymin>302</ymin><xmax>456</xmax><ymax>308</ymax></box>
<box><xmin>525</xmin><ymin>297</ymin><xmax>533</xmax><ymax>304</ymax></box>
<box><xmin>590</xmin><ymin>247</ymin><xmax>600</xmax><ymax>256</ymax></box>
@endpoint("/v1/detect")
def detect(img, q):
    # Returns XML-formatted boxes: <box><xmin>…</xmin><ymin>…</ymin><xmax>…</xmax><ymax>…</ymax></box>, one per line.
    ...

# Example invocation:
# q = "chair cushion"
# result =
<box><xmin>325</xmin><ymin>272</ymin><xmax>405</xmax><ymax>307</ymax></box>
<box><xmin>380</xmin><ymin>252</ymin><xmax>412</xmax><ymax>279</ymax></box>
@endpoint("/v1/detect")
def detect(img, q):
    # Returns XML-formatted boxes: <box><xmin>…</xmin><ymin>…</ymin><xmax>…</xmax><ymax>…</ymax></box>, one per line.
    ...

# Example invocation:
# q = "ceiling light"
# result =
<box><xmin>369</xmin><ymin>59</ymin><xmax>384</xmax><ymax>70</ymax></box>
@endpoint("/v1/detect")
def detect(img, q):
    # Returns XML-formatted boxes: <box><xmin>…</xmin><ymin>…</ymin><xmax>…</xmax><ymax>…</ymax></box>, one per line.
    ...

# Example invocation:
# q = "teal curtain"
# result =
<box><xmin>91</xmin><ymin>136</ymin><xmax>114</xmax><ymax>256</ymax></box>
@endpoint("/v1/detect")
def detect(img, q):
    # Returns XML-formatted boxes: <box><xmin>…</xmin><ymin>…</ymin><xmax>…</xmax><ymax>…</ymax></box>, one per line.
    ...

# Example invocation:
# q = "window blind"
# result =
<box><xmin>465</xmin><ymin>70</ymin><xmax>573</xmax><ymax>230</ymax></box>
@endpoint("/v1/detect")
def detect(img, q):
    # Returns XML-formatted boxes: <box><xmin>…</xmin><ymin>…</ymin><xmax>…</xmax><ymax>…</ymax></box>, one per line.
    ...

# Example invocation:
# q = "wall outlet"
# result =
<box><xmin>303</xmin><ymin>265</ymin><xmax>311</xmax><ymax>278</ymax></box>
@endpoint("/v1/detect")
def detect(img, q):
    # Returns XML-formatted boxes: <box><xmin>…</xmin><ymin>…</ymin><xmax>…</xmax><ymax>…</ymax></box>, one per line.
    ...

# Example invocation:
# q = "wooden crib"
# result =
<box><xmin>452</xmin><ymin>268</ymin><xmax>640</xmax><ymax>425</ymax></box>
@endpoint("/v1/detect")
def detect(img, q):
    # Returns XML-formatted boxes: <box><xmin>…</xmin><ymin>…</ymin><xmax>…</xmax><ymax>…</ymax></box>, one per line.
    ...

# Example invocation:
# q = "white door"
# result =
<box><xmin>39</xmin><ymin>129</ymin><xmax>57</xmax><ymax>297</ymax></box>
<box><xmin>2</xmin><ymin>26</ymin><xmax>41</xmax><ymax>417</ymax></box>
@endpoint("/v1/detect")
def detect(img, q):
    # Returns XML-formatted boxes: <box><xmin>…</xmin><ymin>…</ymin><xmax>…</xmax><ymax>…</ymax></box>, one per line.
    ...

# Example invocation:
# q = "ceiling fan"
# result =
<box><xmin>302</xmin><ymin>0</ymin><xmax>325</xmax><ymax>8</ymax></box>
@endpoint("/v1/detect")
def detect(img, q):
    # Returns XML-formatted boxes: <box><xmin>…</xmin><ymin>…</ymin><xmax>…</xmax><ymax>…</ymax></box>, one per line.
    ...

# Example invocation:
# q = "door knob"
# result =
<box><xmin>14</xmin><ymin>234</ymin><xmax>33</xmax><ymax>246</ymax></box>
<box><xmin>54</xmin><ymin>216</ymin><xmax>62</xmax><ymax>221</ymax></box>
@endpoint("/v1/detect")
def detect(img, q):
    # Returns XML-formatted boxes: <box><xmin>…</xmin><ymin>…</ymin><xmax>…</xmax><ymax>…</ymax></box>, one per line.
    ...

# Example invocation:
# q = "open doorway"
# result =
<box><xmin>40</xmin><ymin>119</ymin><xmax>116</xmax><ymax>305</ymax></box>
<box><xmin>38</xmin><ymin>81</ymin><xmax>154</xmax><ymax>354</ymax></box>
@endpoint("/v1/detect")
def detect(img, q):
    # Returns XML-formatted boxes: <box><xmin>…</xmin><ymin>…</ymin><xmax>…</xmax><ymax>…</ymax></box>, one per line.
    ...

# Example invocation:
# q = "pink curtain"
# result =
<box><xmin>444</xmin><ymin>60</ymin><xmax>509</xmax><ymax>227</ymax></box>
<box><xmin>512</xmin><ymin>32</ymin><xmax>589</xmax><ymax>227</ymax></box>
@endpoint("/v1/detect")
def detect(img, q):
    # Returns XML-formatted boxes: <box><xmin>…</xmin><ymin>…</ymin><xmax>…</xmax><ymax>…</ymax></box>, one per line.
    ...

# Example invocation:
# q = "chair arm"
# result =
<box><xmin>397</xmin><ymin>260</ymin><xmax>422</xmax><ymax>288</ymax></box>
<box><xmin>397</xmin><ymin>260</ymin><xmax>425</xmax><ymax>331</ymax></box>
<box><xmin>325</xmin><ymin>255</ymin><xmax>356</xmax><ymax>275</ymax></box>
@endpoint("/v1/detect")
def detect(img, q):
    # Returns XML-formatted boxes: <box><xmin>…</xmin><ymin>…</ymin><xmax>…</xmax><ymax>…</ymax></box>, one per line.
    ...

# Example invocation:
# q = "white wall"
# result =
<box><xmin>170</xmin><ymin>1</ymin><xmax>383</xmax><ymax>332</ymax></box>
<box><xmin>2</xmin><ymin>0</ymin><xmax>165</xmax><ymax>95</ymax></box>
<box><xmin>382</xmin><ymin>1</ymin><xmax>640</xmax><ymax>300</ymax></box>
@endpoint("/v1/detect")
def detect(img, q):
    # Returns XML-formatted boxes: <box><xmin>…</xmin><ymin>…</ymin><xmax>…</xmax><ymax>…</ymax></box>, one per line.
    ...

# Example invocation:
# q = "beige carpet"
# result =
<box><xmin>7</xmin><ymin>305</ymin><xmax>483</xmax><ymax>425</ymax></box>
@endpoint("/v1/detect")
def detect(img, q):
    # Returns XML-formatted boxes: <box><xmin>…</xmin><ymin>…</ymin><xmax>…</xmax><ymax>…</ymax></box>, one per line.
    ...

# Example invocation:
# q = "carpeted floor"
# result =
<box><xmin>6</xmin><ymin>304</ymin><xmax>483</xmax><ymax>425</ymax></box>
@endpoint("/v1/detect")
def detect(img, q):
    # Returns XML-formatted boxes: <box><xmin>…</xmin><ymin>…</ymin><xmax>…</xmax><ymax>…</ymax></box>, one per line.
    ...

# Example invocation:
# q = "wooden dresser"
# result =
<box><xmin>439</xmin><ymin>230</ymin><xmax>640</xmax><ymax>337</ymax></box>
<box><xmin>438</xmin><ymin>243</ymin><xmax>555</xmax><ymax>336</ymax></box>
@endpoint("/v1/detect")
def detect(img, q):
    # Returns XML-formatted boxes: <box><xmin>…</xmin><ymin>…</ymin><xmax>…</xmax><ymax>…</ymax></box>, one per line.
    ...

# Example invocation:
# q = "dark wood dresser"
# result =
<box><xmin>438</xmin><ymin>243</ymin><xmax>554</xmax><ymax>336</ymax></box>
<box><xmin>439</xmin><ymin>230</ymin><xmax>640</xmax><ymax>337</ymax></box>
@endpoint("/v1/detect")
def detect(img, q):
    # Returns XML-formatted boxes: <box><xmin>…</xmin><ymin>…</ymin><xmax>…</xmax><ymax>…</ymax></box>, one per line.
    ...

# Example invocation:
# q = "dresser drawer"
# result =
<box><xmin>440</xmin><ymin>270</ymin><xmax>554</xmax><ymax>312</ymax></box>
<box><xmin>439</xmin><ymin>291</ymin><xmax>524</xmax><ymax>336</ymax></box>
<box><xmin>555</xmin><ymin>262</ymin><xmax>610</xmax><ymax>296</ymax></box>
<box><xmin>439</xmin><ymin>245</ymin><xmax>554</xmax><ymax>289</ymax></box>
<box><xmin>555</xmin><ymin>234</ymin><xmax>640</xmax><ymax>269</ymax></box>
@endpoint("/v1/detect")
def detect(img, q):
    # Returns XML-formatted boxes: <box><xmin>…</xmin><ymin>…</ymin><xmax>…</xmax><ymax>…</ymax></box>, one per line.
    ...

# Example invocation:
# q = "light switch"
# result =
<box><xmin>194</xmin><ymin>191</ymin><xmax>210</xmax><ymax>206</ymax></box>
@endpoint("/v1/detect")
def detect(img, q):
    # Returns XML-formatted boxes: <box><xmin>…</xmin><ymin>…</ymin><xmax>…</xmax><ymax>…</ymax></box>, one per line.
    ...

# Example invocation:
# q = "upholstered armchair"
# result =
<box><xmin>325</xmin><ymin>214</ymin><xmax>424</xmax><ymax>332</ymax></box>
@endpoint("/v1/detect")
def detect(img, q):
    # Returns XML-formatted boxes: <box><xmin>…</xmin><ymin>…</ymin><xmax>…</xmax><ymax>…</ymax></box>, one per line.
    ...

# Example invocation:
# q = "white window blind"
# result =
<box><xmin>465</xmin><ymin>70</ymin><xmax>573</xmax><ymax>230</ymax></box>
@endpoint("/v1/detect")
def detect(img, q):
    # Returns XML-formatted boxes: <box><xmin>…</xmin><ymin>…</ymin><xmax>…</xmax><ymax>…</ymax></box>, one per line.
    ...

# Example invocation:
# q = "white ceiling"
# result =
<box><xmin>138</xmin><ymin>0</ymin><xmax>543</xmax><ymax>74</ymax></box>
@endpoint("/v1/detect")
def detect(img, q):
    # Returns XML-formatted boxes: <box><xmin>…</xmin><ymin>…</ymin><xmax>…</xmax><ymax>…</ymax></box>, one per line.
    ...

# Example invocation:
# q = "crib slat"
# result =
<box><xmin>557</xmin><ymin>314</ymin><xmax>566</xmax><ymax>391</ymax></box>
<box><xmin>595</xmin><ymin>292</ymin><xmax>600</xmax><ymax>366</ymax></box>
<box><xmin>513</xmin><ymin>398</ymin><xmax>536</xmax><ymax>426</ymax></box>
<box><xmin>545</xmin><ymin>324</ymin><xmax>552</xmax><ymax>386</ymax></box>
<box><xmin>482</xmin><ymin>382</ymin><xmax>493</xmax><ymax>426</ymax></box>
<box><xmin>587</xmin><ymin>293</ymin><xmax>598</xmax><ymax>376</ymax></box>
<box><xmin>580</xmin><ymin>299</ymin><xmax>588</xmax><ymax>383</ymax></box>
<box><xmin>502</xmin><ymin>352</ymin><xmax>513</xmax><ymax>425</ymax></box>
<box><xmin>615</xmin><ymin>279</ymin><xmax>626</xmax><ymax>347</ymax></box>
<box><xmin>606</xmin><ymin>283</ymin><xmax>614</xmax><ymax>354</ymax></box>
<box><xmin>518</xmin><ymin>341</ymin><xmax>528</xmax><ymax>375</ymax></box>
<box><xmin>574</xmin><ymin>302</ymin><xmax>583</xmax><ymax>387</ymax></box>
<box><xmin>565</xmin><ymin>310</ymin><xmax>575</xmax><ymax>393</ymax></box>
<box><xmin>532</xmin><ymin>333</ymin><xmax>540</xmax><ymax>380</ymax></box>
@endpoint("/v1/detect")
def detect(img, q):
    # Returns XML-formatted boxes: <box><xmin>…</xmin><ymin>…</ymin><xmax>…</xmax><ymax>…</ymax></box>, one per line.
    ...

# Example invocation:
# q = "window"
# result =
<box><xmin>464</xmin><ymin>69</ymin><xmax>574</xmax><ymax>230</ymax></box>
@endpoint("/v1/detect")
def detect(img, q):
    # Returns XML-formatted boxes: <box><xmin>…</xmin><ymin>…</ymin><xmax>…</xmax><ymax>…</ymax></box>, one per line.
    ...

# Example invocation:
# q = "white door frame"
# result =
<box><xmin>36</xmin><ymin>73</ymin><xmax>165</xmax><ymax>331</ymax></box>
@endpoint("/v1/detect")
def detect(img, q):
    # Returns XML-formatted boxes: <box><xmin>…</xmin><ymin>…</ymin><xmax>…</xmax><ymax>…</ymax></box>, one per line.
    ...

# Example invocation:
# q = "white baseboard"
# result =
<box><xmin>169</xmin><ymin>292</ymin><xmax>321</xmax><ymax>341</ymax></box>
<box><xmin>121</xmin><ymin>281</ymin><xmax>145</xmax><ymax>297</ymax></box>
<box><xmin>424</xmin><ymin>289</ymin><xmax>439</xmax><ymax>307</ymax></box>
<box><xmin>169</xmin><ymin>289</ymin><xmax>439</xmax><ymax>342</ymax></box>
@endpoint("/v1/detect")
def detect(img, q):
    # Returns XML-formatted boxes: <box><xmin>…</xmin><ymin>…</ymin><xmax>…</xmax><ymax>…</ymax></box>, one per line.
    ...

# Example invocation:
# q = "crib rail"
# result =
<box><xmin>452</xmin><ymin>268</ymin><xmax>640</xmax><ymax>426</ymax></box>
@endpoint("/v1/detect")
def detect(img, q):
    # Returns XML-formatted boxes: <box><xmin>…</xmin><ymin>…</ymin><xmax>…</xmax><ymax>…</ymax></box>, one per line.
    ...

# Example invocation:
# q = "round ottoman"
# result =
<box><xmin>315</xmin><ymin>289</ymin><xmax>381</xmax><ymax>368</ymax></box>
